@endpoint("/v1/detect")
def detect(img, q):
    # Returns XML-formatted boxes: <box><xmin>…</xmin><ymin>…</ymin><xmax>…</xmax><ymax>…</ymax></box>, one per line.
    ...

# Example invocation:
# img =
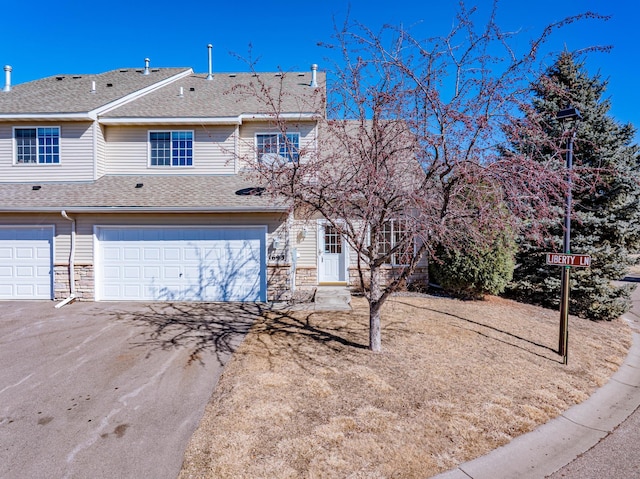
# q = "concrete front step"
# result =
<box><xmin>314</xmin><ymin>286</ymin><xmax>352</xmax><ymax>311</ymax></box>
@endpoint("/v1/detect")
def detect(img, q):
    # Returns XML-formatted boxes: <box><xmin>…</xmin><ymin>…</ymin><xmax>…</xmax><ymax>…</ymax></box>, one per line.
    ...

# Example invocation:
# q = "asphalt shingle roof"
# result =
<box><xmin>0</xmin><ymin>68</ymin><xmax>190</xmax><ymax>114</ymax></box>
<box><xmin>101</xmin><ymin>71</ymin><xmax>326</xmax><ymax>118</ymax></box>
<box><xmin>0</xmin><ymin>175</ymin><xmax>287</xmax><ymax>212</ymax></box>
<box><xmin>0</xmin><ymin>67</ymin><xmax>325</xmax><ymax>118</ymax></box>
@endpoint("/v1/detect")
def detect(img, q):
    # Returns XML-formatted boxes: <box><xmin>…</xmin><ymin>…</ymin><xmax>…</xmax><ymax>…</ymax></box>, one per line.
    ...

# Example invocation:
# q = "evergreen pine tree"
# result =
<box><xmin>507</xmin><ymin>52</ymin><xmax>640</xmax><ymax>320</ymax></box>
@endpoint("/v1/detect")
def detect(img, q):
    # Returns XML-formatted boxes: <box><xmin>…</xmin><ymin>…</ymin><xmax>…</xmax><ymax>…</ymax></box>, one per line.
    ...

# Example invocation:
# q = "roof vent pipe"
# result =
<box><xmin>143</xmin><ymin>58</ymin><xmax>150</xmax><ymax>75</ymax></box>
<box><xmin>310</xmin><ymin>64</ymin><xmax>318</xmax><ymax>87</ymax></box>
<box><xmin>206</xmin><ymin>44</ymin><xmax>213</xmax><ymax>80</ymax></box>
<box><xmin>3</xmin><ymin>65</ymin><xmax>12</xmax><ymax>92</ymax></box>
<box><xmin>90</xmin><ymin>80</ymin><xmax>96</xmax><ymax>93</ymax></box>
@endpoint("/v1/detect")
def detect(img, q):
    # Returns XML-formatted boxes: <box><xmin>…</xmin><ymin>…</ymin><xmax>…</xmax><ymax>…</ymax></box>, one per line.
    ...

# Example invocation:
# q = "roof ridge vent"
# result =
<box><xmin>3</xmin><ymin>65</ymin><xmax>12</xmax><ymax>92</ymax></box>
<box><xmin>143</xmin><ymin>58</ymin><xmax>150</xmax><ymax>75</ymax></box>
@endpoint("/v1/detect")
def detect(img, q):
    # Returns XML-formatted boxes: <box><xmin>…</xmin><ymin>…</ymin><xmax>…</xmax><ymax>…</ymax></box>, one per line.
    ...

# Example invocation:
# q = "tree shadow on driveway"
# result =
<box><xmin>107</xmin><ymin>302</ymin><xmax>262</xmax><ymax>366</ymax></box>
<box><xmin>106</xmin><ymin>302</ymin><xmax>368</xmax><ymax>368</ymax></box>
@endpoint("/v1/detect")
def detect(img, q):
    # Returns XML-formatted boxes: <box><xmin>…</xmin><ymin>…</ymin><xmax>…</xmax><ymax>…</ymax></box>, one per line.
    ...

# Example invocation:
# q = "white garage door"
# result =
<box><xmin>0</xmin><ymin>226</ymin><xmax>54</xmax><ymax>300</ymax></box>
<box><xmin>96</xmin><ymin>227</ymin><xmax>266</xmax><ymax>302</ymax></box>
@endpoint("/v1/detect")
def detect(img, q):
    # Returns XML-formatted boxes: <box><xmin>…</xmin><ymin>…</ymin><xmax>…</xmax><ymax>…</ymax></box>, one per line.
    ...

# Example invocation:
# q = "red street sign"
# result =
<box><xmin>545</xmin><ymin>253</ymin><xmax>591</xmax><ymax>268</ymax></box>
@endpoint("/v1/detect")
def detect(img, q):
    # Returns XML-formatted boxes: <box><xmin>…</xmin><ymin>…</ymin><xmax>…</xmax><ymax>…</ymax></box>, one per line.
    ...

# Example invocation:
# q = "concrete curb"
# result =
<box><xmin>433</xmin><ymin>300</ymin><xmax>640</xmax><ymax>479</ymax></box>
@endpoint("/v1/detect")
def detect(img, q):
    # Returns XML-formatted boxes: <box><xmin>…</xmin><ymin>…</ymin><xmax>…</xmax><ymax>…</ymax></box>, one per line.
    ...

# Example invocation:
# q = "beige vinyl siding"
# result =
<box><xmin>72</xmin><ymin>212</ymin><xmax>287</xmax><ymax>263</ymax></box>
<box><xmin>104</xmin><ymin>125</ymin><xmax>236</xmax><ymax>175</ymax></box>
<box><xmin>237</xmin><ymin>121</ymin><xmax>318</xmax><ymax>168</ymax></box>
<box><xmin>292</xmin><ymin>219</ymin><xmax>318</xmax><ymax>267</ymax></box>
<box><xmin>0</xmin><ymin>122</ymin><xmax>95</xmax><ymax>182</ymax></box>
<box><xmin>96</xmin><ymin>123</ymin><xmax>107</xmax><ymax>179</ymax></box>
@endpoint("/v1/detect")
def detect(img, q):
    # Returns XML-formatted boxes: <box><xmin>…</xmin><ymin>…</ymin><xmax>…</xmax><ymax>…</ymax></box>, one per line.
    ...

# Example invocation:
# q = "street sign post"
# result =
<box><xmin>545</xmin><ymin>253</ymin><xmax>591</xmax><ymax>268</ymax></box>
<box><xmin>546</xmin><ymin>251</ymin><xmax>591</xmax><ymax>366</ymax></box>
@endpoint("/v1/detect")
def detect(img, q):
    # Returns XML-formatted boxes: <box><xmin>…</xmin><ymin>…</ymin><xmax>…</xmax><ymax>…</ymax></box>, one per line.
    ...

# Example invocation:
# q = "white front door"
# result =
<box><xmin>318</xmin><ymin>222</ymin><xmax>346</xmax><ymax>283</ymax></box>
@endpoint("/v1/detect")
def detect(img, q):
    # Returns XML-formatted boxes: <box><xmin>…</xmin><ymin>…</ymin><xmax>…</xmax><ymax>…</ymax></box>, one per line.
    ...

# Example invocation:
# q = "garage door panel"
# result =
<box><xmin>103</xmin><ymin>247</ymin><xmax>121</xmax><ymax>261</ymax></box>
<box><xmin>123</xmin><ymin>266</ymin><xmax>142</xmax><ymax>279</ymax></box>
<box><xmin>16</xmin><ymin>248</ymin><xmax>35</xmax><ymax>259</ymax></box>
<box><xmin>205</xmin><ymin>247</ymin><xmax>222</xmax><ymax>260</ymax></box>
<box><xmin>0</xmin><ymin>228</ymin><xmax>53</xmax><ymax>300</ymax></box>
<box><xmin>123</xmin><ymin>284</ymin><xmax>143</xmax><ymax>298</ymax></box>
<box><xmin>97</xmin><ymin>227</ymin><xmax>266</xmax><ymax>301</ymax></box>
<box><xmin>143</xmin><ymin>248</ymin><xmax>161</xmax><ymax>261</ymax></box>
<box><xmin>103</xmin><ymin>284</ymin><xmax>121</xmax><ymax>297</ymax></box>
<box><xmin>16</xmin><ymin>266</ymin><xmax>35</xmax><ymax>277</ymax></box>
<box><xmin>124</xmin><ymin>248</ymin><xmax>141</xmax><ymax>261</ymax></box>
<box><xmin>163</xmin><ymin>248</ymin><xmax>181</xmax><ymax>261</ymax></box>
<box><xmin>184</xmin><ymin>247</ymin><xmax>201</xmax><ymax>261</ymax></box>
<box><xmin>182</xmin><ymin>265</ymin><xmax>201</xmax><ymax>279</ymax></box>
<box><xmin>16</xmin><ymin>284</ymin><xmax>36</xmax><ymax>296</ymax></box>
<box><xmin>143</xmin><ymin>266</ymin><xmax>161</xmax><ymax>279</ymax></box>
<box><xmin>163</xmin><ymin>266</ymin><xmax>182</xmax><ymax>280</ymax></box>
<box><xmin>102</xmin><ymin>266</ymin><xmax>121</xmax><ymax>280</ymax></box>
<box><xmin>36</xmin><ymin>265</ymin><xmax>51</xmax><ymax>277</ymax></box>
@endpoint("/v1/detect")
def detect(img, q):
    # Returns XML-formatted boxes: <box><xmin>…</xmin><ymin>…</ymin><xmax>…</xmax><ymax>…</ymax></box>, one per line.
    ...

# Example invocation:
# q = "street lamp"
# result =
<box><xmin>556</xmin><ymin>106</ymin><xmax>581</xmax><ymax>365</ymax></box>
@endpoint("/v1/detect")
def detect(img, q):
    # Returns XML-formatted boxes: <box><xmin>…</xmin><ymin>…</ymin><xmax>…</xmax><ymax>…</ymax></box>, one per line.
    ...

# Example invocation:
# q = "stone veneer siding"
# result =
<box><xmin>54</xmin><ymin>264</ymin><xmax>291</xmax><ymax>302</ymax></box>
<box><xmin>349</xmin><ymin>266</ymin><xmax>429</xmax><ymax>291</ymax></box>
<box><xmin>295</xmin><ymin>265</ymin><xmax>428</xmax><ymax>291</ymax></box>
<box><xmin>267</xmin><ymin>264</ymin><xmax>292</xmax><ymax>301</ymax></box>
<box><xmin>54</xmin><ymin>264</ymin><xmax>94</xmax><ymax>300</ymax></box>
<box><xmin>294</xmin><ymin>266</ymin><xmax>318</xmax><ymax>288</ymax></box>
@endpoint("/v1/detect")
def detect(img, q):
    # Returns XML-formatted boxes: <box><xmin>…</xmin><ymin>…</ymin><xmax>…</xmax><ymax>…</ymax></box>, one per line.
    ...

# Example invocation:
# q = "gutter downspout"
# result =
<box><xmin>55</xmin><ymin>210</ymin><xmax>76</xmax><ymax>308</ymax></box>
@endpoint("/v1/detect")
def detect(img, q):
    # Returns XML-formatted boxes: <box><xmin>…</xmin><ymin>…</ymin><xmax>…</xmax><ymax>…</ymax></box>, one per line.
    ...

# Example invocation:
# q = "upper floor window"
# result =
<box><xmin>256</xmin><ymin>133</ymin><xmax>299</xmax><ymax>164</ymax></box>
<box><xmin>149</xmin><ymin>130</ymin><xmax>193</xmax><ymax>167</ymax></box>
<box><xmin>14</xmin><ymin>127</ymin><xmax>60</xmax><ymax>164</ymax></box>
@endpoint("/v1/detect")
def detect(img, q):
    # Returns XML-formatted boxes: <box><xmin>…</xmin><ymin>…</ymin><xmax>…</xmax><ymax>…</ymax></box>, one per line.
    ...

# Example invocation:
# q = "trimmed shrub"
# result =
<box><xmin>430</xmin><ymin>234</ymin><xmax>516</xmax><ymax>300</ymax></box>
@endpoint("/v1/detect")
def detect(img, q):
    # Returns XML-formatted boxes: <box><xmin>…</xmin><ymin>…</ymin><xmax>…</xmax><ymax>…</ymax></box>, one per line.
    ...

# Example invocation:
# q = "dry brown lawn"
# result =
<box><xmin>179</xmin><ymin>294</ymin><xmax>631</xmax><ymax>479</ymax></box>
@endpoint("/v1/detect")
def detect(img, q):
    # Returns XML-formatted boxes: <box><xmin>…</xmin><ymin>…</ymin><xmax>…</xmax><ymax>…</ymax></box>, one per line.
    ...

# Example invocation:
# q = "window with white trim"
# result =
<box><xmin>377</xmin><ymin>220</ymin><xmax>413</xmax><ymax>266</ymax></box>
<box><xmin>14</xmin><ymin>127</ymin><xmax>60</xmax><ymax>164</ymax></box>
<box><xmin>256</xmin><ymin>133</ymin><xmax>299</xmax><ymax>163</ymax></box>
<box><xmin>149</xmin><ymin>130</ymin><xmax>193</xmax><ymax>166</ymax></box>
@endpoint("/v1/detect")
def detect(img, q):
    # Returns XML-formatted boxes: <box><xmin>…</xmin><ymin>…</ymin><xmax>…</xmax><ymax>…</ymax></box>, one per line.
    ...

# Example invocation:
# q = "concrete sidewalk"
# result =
<box><xmin>434</xmin><ymin>277</ymin><xmax>640</xmax><ymax>479</ymax></box>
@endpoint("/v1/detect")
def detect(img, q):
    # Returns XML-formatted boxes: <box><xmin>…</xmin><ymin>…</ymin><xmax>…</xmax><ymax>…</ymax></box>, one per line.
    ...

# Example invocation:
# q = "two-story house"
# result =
<box><xmin>0</xmin><ymin>58</ymin><xmax>341</xmax><ymax>303</ymax></box>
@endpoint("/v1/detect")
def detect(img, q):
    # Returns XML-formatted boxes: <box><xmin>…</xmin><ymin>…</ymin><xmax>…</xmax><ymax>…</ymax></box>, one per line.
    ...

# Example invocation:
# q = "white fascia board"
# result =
<box><xmin>0</xmin><ymin>112</ymin><xmax>93</xmax><ymax>121</ymax></box>
<box><xmin>238</xmin><ymin>112</ymin><xmax>319</xmax><ymax>122</ymax></box>
<box><xmin>92</xmin><ymin>68</ymin><xmax>194</xmax><ymax>117</ymax></box>
<box><xmin>99</xmin><ymin>112</ymin><xmax>319</xmax><ymax>126</ymax></box>
<box><xmin>0</xmin><ymin>206</ymin><xmax>290</xmax><ymax>213</ymax></box>
<box><xmin>98</xmin><ymin>116</ymin><xmax>241</xmax><ymax>125</ymax></box>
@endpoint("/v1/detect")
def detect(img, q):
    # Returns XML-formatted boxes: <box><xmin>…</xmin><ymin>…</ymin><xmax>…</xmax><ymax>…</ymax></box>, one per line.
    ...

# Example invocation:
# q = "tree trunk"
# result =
<box><xmin>369</xmin><ymin>266</ymin><xmax>382</xmax><ymax>352</ymax></box>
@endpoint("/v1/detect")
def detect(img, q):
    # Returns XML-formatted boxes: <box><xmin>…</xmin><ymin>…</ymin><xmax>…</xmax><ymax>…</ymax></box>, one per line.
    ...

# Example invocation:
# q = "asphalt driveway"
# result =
<box><xmin>0</xmin><ymin>300</ymin><xmax>258</xmax><ymax>479</ymax></box>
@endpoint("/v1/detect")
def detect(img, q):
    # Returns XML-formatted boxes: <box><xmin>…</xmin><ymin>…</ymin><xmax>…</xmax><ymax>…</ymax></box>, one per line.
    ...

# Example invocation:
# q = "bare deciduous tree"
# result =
<box><xmin>237</xmin><ymin>2</ymin><xmax>606</xmax><ymax>352</ymax></box>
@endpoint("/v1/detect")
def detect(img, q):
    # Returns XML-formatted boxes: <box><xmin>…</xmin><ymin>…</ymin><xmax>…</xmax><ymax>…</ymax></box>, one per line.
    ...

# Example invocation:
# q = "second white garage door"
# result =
<box><xmin>96</xmin><ymin>226</ymin><xmax>266</xmax><ymax>302</ymax></box>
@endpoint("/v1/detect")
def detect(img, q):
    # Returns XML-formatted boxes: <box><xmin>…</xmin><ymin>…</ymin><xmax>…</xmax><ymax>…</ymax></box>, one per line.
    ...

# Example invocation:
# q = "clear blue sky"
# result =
<box><xmin>2</xmin><ymin>0</ymin><xmax>638</xmax><ymax>134</ymax></box>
